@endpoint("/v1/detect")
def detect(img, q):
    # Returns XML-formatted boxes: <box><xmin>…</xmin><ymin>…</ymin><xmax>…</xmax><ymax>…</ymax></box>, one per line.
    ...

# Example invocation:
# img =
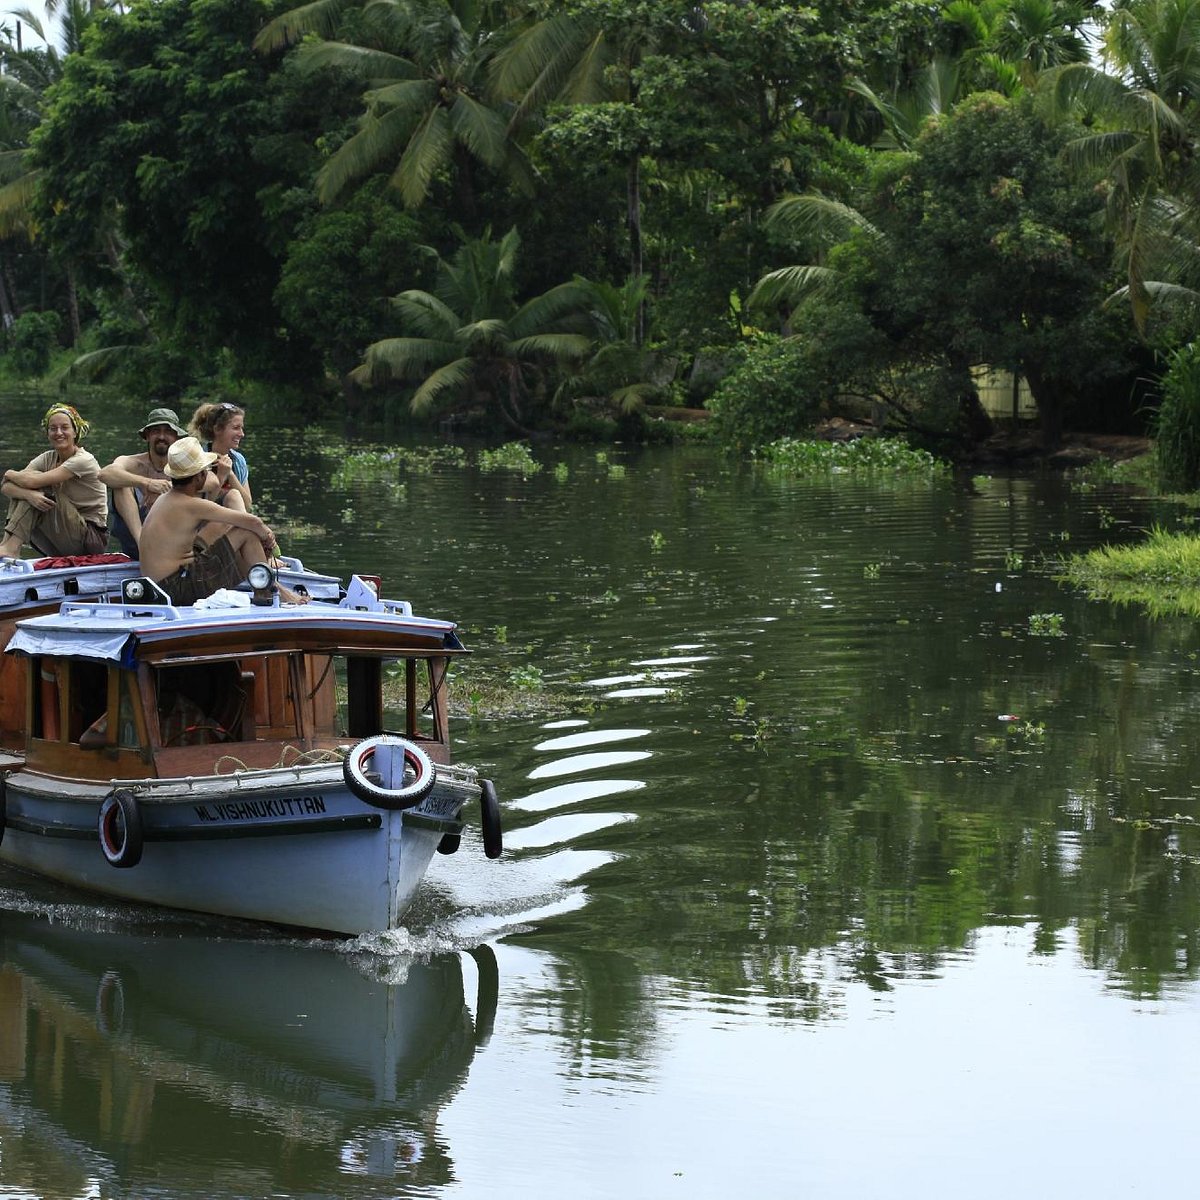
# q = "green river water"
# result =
<box><xmin>1</xmin><ymin>392</ymin><xmax>1198</xmax><ymax>1198</ymax></box>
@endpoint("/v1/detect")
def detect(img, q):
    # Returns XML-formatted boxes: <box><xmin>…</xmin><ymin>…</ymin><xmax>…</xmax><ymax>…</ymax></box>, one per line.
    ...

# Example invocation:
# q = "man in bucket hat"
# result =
<box><xmin>138</xmin><ymin>437</ymin><xmax>303</xmax><ymax>605</ymax></box>
<box><xmin>99</xmin><ymin>405</ymin><xmax>189</xmax><ymax>555</ymax></box>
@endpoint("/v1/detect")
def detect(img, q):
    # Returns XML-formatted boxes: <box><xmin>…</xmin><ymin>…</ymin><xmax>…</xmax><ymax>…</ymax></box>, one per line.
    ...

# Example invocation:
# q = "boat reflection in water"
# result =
<box><xmin>0</xmin><ymin>910</ymin><xmax>498</xmax><ymax>1197</ymax></box>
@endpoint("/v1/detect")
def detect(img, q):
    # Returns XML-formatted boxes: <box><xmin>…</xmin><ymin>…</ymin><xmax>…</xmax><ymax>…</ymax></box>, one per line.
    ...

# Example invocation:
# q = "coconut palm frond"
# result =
<box><xmin>61</xmin><ymin>344</ymin><xmax>146</xmax><ymax>383</ymax></box>
<box><xmin>0</xmin><ymin>168</ymin><xmax>39</xmax><ymax>238</ymax></box>
<box><xmin>1048</xmin><ymin>61</ymin><xmax>1128</xmax><ymax>114</ymax></box>
<box><xmin>747</xmin><ymin>265</ymin><xmax>843</xmax><ymax>311</ymax></box>
<box><xmin>976</xmin><ymin>52</ymin><xmax>1024</xmax><ymax>97</ymax></box>
<box><xmin>407</xmin><ymin>356</ymin><xmax>475</xmax><ymax>413</ymax></box>
<box><xmin>457</xmin><ymin>317</ymin><xmax>511</xmax><ymax>348</ymax></box>
<box><xmin>572</xmin><ymin>274</ymin><xmax>649</xmax><ymax>342</ymax></box>
<box><xmin>763</xmin><ymin>195</ymin><xmax>883</xmax><ymax>245</ymax></box>
<box><xmin>847</xmin><ymin>77</ymin><xmax>911</xmax><ymax>149</ymax></box>
<box><xmin>447</xmin><ymin>91</ymin><xmax>512</xmax><ymax>168</ymax></box>
<box><xmin>253</xmin><ymin>0</ymin><xmax>356</xmax><ymax>54</ymax></box>
<box><xmin>610</xmin><ymin>382</ymin><xmax>658</xmax><ymax>413</ymax></box>
<box><xmin>315</xmin><ymin>103</ymin><xmax>418</xmax><ymax>205</ymax></box>
<box><xmin>511</xmin><ymin>280</ymin><xmax>590</xmax><ymax>335</ymax></box>
<box><xmin>390</xmin><ymin>290</ymin><xmax>460</xmax><ymax>337</ymax></box>
<box><xmin>294</xmin><ymin>40</ymin><xmax>420</xmax><ymax>83</ymax></box>
<box><xmin>492</xmin><ymin>13</ymin><xmax>606</xmax><ymax>111</ymax></box>
<box><xmin>391</xmin><ymin>104</ymin><xmax>454</xmax><ymax>208</ymax></box>
<box><xmin>351</xmin><ymin>336</ymin><xmax>460</xmax><ymax>385</ymax></box>
<box><xmin>6</xmin><ymin>7</ymin><xmax>47</xmax><ymax>41</ymax></box>
<box><xmin>509</xmin><ymin>332</ymin><xmax>592</xmax><ymax>360</ymax></box>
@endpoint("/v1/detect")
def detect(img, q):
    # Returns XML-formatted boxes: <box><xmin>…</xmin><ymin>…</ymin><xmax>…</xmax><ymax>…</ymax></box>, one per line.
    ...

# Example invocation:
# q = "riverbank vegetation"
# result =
<box><xmin>0</xmin><ymin>0</ymin><xmax>1197</xmax><ymax>463</ymax></box>
<box><xmin>1062</xmin><ymin>526</ymin><xmax>1200</xmax><ymax>617</ymax></box>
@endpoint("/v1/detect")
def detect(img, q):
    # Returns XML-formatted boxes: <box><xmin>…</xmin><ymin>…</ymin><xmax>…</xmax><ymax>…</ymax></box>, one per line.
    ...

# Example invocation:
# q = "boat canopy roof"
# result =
<box><xmin>5</xmin><ymin>586</ymin><xmax>465</xmax><ymax>668</ymax></box>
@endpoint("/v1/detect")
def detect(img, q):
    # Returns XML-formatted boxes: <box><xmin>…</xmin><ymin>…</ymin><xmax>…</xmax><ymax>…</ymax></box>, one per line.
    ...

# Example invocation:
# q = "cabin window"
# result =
<box><xmin>67</xmin><ymin>660</ymin><xmax>108</xmax><ymax>744</ymax></box>
<box><xmin>29</xmin><ymin>658</ymin><xmax>141</xmax><ymax>751</ymax></box>
<box><xmin>155</xmin><ymin>662</ymin><xmax>251</xmax><ymax>746</ymax></box>
<box><xmin>306</xmin><ymin>655</ymin><xmax>446</xmax><ymax>743</ymax></box>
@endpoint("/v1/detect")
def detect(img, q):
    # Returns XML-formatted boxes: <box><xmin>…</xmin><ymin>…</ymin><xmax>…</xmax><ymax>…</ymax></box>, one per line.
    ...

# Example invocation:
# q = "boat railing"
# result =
<box><xmin>58</xmin><ymin>599</ymin><xmax>187</xmax><ymax>623</ymax></box>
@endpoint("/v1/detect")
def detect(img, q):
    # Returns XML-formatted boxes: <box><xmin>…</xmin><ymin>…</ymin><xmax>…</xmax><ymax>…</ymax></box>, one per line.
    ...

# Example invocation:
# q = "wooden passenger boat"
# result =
<box><xmin>0</xmin><ymin>553</ymin><xmax>341</xmax><ymax>754</ymax></box>
<box><xmin>0</xmin><ymin>571</ymin><xmax>502</xmax><ymax>935</ymax></box>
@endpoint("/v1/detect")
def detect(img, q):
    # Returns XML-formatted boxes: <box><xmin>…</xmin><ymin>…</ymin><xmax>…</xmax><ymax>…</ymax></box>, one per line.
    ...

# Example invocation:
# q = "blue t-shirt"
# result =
<box><xmin>206</xmin><ymin>445</ymin><xmax>248</xmax><ymax>485</ymax></box>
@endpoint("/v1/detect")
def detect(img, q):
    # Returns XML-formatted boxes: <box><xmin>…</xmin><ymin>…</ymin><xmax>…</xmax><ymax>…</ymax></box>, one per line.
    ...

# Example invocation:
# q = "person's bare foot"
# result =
<box><xmin>279</xmin><ymin>583</ymin><xmax>309</xmax><ymax>605</ymax></box>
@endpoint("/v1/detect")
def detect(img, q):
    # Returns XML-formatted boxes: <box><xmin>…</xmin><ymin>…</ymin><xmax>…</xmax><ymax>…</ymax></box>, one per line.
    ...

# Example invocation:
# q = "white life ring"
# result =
<box><xmin>98</xmin><ymin>789</ymin><xmax>143</xmax><ymax>868</ymax></box>
<box><xmin>343</xmin><ymin>735</ymin><xmax>435</xmax><ymax>810</ymax></box>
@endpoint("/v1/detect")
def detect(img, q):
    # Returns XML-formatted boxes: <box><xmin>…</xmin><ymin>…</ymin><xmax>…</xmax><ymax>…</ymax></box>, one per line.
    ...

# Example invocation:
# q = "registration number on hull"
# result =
<box><xmin>413</xmin><ymin>792</ymin><xmax>461</xmax><ymax>819</ymax></box>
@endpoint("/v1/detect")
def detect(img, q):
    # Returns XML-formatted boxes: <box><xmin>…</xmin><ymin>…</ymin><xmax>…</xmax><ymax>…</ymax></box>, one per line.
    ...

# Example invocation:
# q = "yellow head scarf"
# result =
<box><xmin>42</xmin><ymin>403</ymin><xmax>91</xmax><ymax>442</ymax></box>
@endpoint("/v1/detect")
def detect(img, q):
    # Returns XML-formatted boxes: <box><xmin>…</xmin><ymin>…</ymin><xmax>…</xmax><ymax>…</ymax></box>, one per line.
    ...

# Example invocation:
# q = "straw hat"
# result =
<box><xmin>164</xmin><ymin>436</ymin><xmax>218</xmax><ymax>479</ymax></box>
<box><xmin>139</xmin><ymin>406</ymin><xmax>187</xmax><ymax>438</ymax></box>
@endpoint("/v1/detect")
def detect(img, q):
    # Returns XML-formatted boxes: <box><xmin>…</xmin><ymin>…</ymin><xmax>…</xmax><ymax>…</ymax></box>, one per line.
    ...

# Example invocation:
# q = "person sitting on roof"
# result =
<box><xmin>138</xmin><ymin>437</ymin><xmax>305</xmax><ymax>606</ymax></box>
<box><xmin>0</xmin><ymin>403</ymin><xmax>108</xmax><ymax>560</ymax></box>
<box><xmin>99</xmin><ymin>405</ymin><xmax>188</xmax><ymax>556</ymax></box>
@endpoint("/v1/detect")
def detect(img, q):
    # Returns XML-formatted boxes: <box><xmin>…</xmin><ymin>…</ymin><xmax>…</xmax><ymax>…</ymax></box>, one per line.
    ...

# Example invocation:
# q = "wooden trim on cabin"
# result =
<box><xmin>429</xmin><ymin>657</ymin><xmax>449</xmax><ymax>743</ymax></box>
<box><xmin>406</xmin><ymin>659</ymin><xmax>418</xmax><ymax>738</ymax></box>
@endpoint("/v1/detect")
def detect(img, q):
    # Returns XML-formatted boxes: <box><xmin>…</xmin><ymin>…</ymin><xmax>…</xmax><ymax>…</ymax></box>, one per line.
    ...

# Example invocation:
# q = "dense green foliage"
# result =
<box><xmin>1155</xmin><ymin>341</ymin><xmax>1200</xmax><ymax>489</ymax></box>
<box><xmin>0</xmin><ymin>0</ymin><xmax>1195</xmax><ymax>448</ymax></box>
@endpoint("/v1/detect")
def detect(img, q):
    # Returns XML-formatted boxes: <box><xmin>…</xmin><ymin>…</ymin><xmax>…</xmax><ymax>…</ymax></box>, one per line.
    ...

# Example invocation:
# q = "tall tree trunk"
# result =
<box><xmin>1024</xmin><ymin>362</ymin><xmax>1063</xmax><ymax>450</ymax></box>
<box><xmin>626</xmin><ymin>154</ymin><xmax>643</xmax><ymax>345</ymax></box>
<box><xmin>0</xmin><ymin>250</ymin><xmax>16</xmax><ymax>329</ymax></box>
<box><xmin>65</xmin><ymin>262</ymin><xmax>81</xmax><ymax>344</ymax></box>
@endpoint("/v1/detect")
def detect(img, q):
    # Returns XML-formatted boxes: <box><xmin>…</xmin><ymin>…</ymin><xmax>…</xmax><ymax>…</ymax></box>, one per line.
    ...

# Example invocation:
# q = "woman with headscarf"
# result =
<box><xmin>0</xmin><ymin>403</ymin><xmax>108</xmax><ymax>559</ymax></box>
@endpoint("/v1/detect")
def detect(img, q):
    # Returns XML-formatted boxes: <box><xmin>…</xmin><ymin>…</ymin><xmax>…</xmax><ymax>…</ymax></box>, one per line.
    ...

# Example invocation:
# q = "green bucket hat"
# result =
<box><xmin>139</xmin><ymin>406</ymin><xmax>187</xmax><ymax>438</ymax></box>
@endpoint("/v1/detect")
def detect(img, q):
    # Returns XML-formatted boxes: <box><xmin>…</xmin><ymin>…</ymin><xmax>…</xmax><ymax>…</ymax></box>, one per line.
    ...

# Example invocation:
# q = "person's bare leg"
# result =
<box><xmin>222</xmin><ymin>525</ymin><xmax>308</xmax><ymax>604</ymax></box>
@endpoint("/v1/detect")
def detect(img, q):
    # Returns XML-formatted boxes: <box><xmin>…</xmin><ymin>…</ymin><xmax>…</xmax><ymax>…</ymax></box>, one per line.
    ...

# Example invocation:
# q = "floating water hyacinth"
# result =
<box><xmin>753</xmin><ymin>436</ymin><xmax>952</xmax><ymax>479</ymax></box>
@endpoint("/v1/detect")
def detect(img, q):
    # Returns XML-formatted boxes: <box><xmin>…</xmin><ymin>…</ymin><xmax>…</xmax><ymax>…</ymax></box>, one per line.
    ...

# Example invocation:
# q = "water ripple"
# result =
<box><xmin>528</xmin><ymin>750</ymin><xmax>653</xmax><ymax>779</ymax></box>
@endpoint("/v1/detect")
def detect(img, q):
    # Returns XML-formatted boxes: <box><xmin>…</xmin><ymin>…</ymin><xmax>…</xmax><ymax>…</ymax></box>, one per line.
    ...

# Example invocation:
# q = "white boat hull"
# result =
<box><xmin>0</xmin><ymin>762</ymin><xmax>476</xmax><ymax>934</ymax></box>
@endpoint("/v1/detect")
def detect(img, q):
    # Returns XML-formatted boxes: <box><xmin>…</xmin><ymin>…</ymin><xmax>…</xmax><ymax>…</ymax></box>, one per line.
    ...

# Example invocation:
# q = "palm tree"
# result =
<box><xmin>490</xmin><ymin>6</ymin><xmax>669</xmax><ymax>327</ymax></box>
<box><xmin>0</xmin><ymin>2</ymin><xmax>110</xmax><ymax>335</ymax></box>
<box><xmin>351</xmin><ymin>226</ymin><xmax>592</xmax><ymax>431</ymax></box>
<box><xmin>1048</xmin><ymin>0</ymin><xmax>1200</xmax><ymax>327</ymax></box>
<box><xmin>254</xmin><ymin>0</ymin><xmax>532</xmax><ymax>211</ymax></box>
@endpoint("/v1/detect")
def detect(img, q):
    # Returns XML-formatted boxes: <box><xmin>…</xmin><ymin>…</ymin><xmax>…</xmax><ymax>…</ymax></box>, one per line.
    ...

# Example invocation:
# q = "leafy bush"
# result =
<box><xmin>4</xmin><ymin>310</ymin><xmax>63</xmax><ymax>378</ymax></box>
<box><xmin>707</xmin><ymin>299</ymin><xmax>886</xmax><ymax>449</ymax></box>
<box><xmin>1155</xmin><ymin>343</ymin><xmax>1200</xmax><ymax>491</ymax></box>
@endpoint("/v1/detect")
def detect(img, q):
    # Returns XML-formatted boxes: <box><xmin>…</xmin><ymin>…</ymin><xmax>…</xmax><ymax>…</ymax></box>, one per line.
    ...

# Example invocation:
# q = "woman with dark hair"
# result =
<box><xmin>189</xmin><ymin>400</ymin><xmax>252</xmax><ymax>510</ymax></box>
<box><xmin>0</xmin><ymin>403</ymin><xmax>108</xmax><ymax>559</ymax></box>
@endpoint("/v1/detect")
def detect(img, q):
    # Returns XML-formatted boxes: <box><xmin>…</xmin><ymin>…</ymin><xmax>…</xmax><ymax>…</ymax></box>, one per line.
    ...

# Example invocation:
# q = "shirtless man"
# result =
<box><xmin>139</xmin><ymin>437</ymin><xmax>302</xmax><ymax>605</ymax></box>
<box><xmin>99</xmin><ymin>406</ymin><xmax>186</xmax><ymax>555</ymax></box>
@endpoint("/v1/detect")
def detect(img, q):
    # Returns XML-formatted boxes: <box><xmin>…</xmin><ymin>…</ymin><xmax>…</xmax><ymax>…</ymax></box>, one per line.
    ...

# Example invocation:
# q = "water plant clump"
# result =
<box><xmin>330</xmin><ymin>445</ymin><xmax>467</xmax><ymax>487</ymax></box>
<box><xmin>753</xmin><ymin>436</ymin><xmax>952</xmax><ymax>479</ymax></box>
<box><xmin>1028</xmin><ymin>612</ymin><xmax>1066</xmax><ymax>637</ymax></box>
<box><xmin>1061</xmin><ymin>525</ymin><xmax>1200</xmax><ymax>617</ymax></box>
<box><xmin>478</xmin><ymin>442</ymin><xmax>542</xmax><ymax>474</ymax></box>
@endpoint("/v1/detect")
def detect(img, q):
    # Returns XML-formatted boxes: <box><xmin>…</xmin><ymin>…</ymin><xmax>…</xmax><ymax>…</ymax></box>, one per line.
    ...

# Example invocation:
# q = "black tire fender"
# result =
<box><xmin>480</xmin><ymin>778</ymin><xmax>503</xmax><ymax>860</ymax></box>
<box><xmin>98</xmin><ymin>789</ymin><xmax>143</xmax><ymax>868</ymax></box>
<box><xmin>343</xmin><ymin>735</ymin><xmax>436</xmax><ymax>810</ymax></box>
